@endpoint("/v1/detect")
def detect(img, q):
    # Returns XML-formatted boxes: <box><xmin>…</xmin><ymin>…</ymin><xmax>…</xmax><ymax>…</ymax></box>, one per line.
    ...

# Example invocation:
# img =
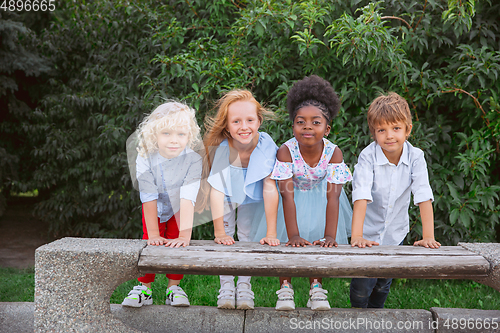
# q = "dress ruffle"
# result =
<box><xmin>271</xmin><ymin>160</ymin><xmax>293</xmax><ymax>180</ymax></box>
<box><xmin>326</xmin><ymin>162</ymin><xmax>353</xmax><ymax>184</ymax></box>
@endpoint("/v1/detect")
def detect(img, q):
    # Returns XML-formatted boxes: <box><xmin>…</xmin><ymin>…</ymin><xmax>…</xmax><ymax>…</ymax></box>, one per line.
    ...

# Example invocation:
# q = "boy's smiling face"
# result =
<box><xmin>157</xmin><ymin>126</ymin><xmax>190</xmax><ymax>159</ymax></box>
<box><xmin>374</xmin><ymin>120</ymin><xmax>412</xmax><ymax>164</ymax></box>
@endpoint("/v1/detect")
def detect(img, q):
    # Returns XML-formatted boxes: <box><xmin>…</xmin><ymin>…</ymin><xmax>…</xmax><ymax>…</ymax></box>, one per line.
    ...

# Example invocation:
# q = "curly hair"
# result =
<box><xmin>136</xmin><ymin>101</ymin><xmax>201</xmax><ymax>157</ymax></box>
<box><xmin>286</xmin><ymin>75</ymin><xmax>340</xmax><ymax>123</ymax></box>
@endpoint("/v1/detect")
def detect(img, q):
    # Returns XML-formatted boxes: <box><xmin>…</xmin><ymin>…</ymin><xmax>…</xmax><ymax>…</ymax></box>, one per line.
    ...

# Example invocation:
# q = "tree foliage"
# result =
<box><xmin>2</xmin><ymin>0</ymin><xmax>499</xmax><ymax>244</ymax></box>
<box><xmin>0</xmin><ymin>10</ymin><xmax>51</xmax><ymax>215</ymax></box>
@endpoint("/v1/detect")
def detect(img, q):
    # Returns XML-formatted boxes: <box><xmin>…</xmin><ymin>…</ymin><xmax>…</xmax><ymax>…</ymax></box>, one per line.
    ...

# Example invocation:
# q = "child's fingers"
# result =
<box><xmin>428</xmin><ymin>241</ymin><xmax>440</xmax><ymax>249</ymax></box>
<box><xmin>172</xmin><ymin>241</ymin><xmax>185</xmax><ymax>248</ymax></box>
<box><xmin>223</xmin><ymin>238</ymin><xmax>235</xmax><ymax>245</ymax></box>
<box><xmin>263</xmin><ymin>238</ymin><xmax>280</xmax><ymax>246</ymax></box>
<box><xmin>148</xmin><ymin>239</ymin><xmax>164</xmax><ymax>246</ymax></box>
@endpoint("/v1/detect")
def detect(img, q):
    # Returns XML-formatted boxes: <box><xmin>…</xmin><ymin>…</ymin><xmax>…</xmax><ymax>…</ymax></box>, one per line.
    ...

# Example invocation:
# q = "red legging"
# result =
<box><xmin>137</xmin><ymin>205</ymin><xmax>183</xmax><ymax>283</ymax></box>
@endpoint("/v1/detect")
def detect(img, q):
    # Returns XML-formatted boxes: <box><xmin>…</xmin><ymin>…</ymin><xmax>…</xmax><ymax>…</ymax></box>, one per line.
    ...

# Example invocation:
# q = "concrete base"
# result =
<box><xmin>112</xmin><ymin>305</ymin><xmax>244</xmax><ymax>333</ymax></box>
<box><xmin>4</xmin><ymin>303</ymin><xmax>500</xmax><ymax>333</ymax></box>
<box><xmin>245</xmin><ymin>307</ymin><xmax>433</xmax><ymax>333</ymax></box>
<box><xmin>431</xmin><ymin>307</ymin><xmax>500</xmax><ymax>333</ymax></box>
<box><xmin>35</xmin><ymin>238</ymin><xmax>146</xmax><ymax>332</ymax></box>
<box><xmin>0</xmin><ymin>302</ymin><xmax>35</xmax><ymax>333</ymax></box>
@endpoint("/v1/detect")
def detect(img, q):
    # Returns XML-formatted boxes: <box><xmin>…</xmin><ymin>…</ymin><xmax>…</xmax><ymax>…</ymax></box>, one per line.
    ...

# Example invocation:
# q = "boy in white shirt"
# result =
<box><xmin>350</xmin><ymin>92</ymin><xmax>441</xmax><ymax>308</ymax></box>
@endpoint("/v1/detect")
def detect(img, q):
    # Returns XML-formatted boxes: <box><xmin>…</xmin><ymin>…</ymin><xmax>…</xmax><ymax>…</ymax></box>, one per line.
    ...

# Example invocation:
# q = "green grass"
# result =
<box><xmin>0</xmin><ymin>267</ymin><xmax>36</xmax><ymax>302</ymax></box>
<box><xmin>3</xmin><ymin>267</ymin><xmax>499</xmax><ymax>310</ymax></box>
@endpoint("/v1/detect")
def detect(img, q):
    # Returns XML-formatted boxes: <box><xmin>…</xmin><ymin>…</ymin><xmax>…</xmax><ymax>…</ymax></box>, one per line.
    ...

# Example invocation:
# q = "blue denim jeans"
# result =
<box><xmin>349</xmin><ymin>240</ymin><xmax>403</xmax><ymax>308</ymax></box>
<box><xmin>349</xmin><ymin>277</ymin><xmax>393</xmax><ymax>308</ymax></box>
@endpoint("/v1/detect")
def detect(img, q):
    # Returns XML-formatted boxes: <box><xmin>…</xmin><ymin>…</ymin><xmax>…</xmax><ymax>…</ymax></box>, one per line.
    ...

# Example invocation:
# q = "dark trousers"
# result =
<box><xmin>349</xmin><ymin>240</ymin><xmax>403</xmax><ymax>308</ymax></box>
<box><xmin>350</xmin><ymin>277</ymin><xmax>393</xmax><ymax>308</ymax></box>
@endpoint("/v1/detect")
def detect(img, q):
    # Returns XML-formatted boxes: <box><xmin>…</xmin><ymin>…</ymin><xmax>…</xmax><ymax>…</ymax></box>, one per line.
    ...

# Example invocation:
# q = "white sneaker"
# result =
<box><xmin>217</xmin><ymin>282</ymin><xmax>236</xmax><ymax>309</ymax></box>
<box><xmin>165</xmin><ymin>285</ymin><xmax>190</xmax><ymax>307</ymax></box>
<box><xmin>236</xmin><ymin>282</ymin><xmax>255</xmax><ymax>310</ymax></box>
<box><xmin>121</xmin><ymin>285</ymin><xmax>153</xmax><ymax>307</ymax></box>
<box><xmin>275</xmin><ymin>283</ymin><xmax>295</xmax><ymax>311</ymax></box>
<box><xmin>307</xmin><ymin>282</ymin><xmax>330</xmax><ymax>310</ymax></box>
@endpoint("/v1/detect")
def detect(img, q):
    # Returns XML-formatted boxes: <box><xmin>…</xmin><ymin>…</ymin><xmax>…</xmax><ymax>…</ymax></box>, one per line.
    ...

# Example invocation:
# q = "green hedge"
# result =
<box><xmin>1</xmin><ymin>0</ymin><xmax>499</xmax><ymax>244</ymax></box>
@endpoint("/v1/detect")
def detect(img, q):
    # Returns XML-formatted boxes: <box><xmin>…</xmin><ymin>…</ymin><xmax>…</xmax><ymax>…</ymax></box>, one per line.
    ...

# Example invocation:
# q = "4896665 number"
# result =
<box><xmin>1</xmin><ymin>0</ymin><xmax>56</xmax><ymax>11</ymax></box>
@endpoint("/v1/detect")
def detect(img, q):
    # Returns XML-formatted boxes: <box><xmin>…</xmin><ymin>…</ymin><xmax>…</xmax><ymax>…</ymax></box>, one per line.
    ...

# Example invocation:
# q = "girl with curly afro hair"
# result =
<box><xmin>271</xmin><ymin>75</ymin><xmax>353</xmax><ymax>311</ymax></box>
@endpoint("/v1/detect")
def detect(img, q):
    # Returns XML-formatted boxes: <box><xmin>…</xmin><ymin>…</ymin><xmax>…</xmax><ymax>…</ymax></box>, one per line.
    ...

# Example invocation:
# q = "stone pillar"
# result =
<box><xmin>459</xmin><ymin>242</ymin><xmax>500</xmax><ymax>293</ymax></box>
<box><xmin>35</xmin><ymin>237</ymin><xmax>146</xmax><ymax>333</ymax></box>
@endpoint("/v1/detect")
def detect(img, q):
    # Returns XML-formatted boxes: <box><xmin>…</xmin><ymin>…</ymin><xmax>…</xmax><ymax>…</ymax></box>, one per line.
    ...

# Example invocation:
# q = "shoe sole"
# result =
<box><xmin>236</xmin><ymin>301</ymin><xmax>254</xmax><ymax>310</ymax></box>
<box><xmin>166</xmin><ymin>299</ymin><xmax>190</xmax><ymax>307</ymax></box>
<box><xmin>276</xmin><ymin>305</ymin><xmax>295</xmax><ymax>311</ymax></box>
<box><xmin>121</xmin><ymin>299</ymin><xmax>153</xmax><ymax>308</ymax></box>
<box><xmin>307</xmin><ymin>300</ymin><xmax>330</xmax><ymax>311</ymax></box>
<box><xmin>217</xmin><ymin>300</ymin><xmax>236</xmax><ymax>309</ymax></box>
<box><xmin>171</xmin><ymin>303</ymin><xmax>190</xmax><ymax>307</ymax></box>
<box><xmin>310</xmin><ymin>305</ymin><xmax>330</xmax><ymax>310</ymax></box>
<box><xmin>276</xmin><ymin>301</ymin><xmax>295</xmax><ymax>311</ymax></box>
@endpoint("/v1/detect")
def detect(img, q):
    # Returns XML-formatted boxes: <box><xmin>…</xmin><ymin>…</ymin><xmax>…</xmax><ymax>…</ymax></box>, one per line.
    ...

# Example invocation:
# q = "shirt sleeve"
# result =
<box><xmin>270</xmin><ymin>160</ymin><xmax>293</xmax><ymax>180</ymax></box>
<box><xmin>136</xmin><ymin>155</ymin><xmax>159</xmax><ymax>203</ymax></box>
<box><xmin>207</xmin><ymin>145</ymin><xmax>231</xmax><ymax>196</ymax></box>
<box><xmin>351</xmin><ymin>151</ymin><xmax>374</xmax><ymax>204</ymax></box>
<box><xmin>180</xmin><ymin>153</ymin><xmax>203</xmax><ymax>204</ymax></box>
<box><xmin>326</xmin><ymin>162</ymin><xmax>353</xmax><ymax>184</ymax></box>
<box><xmin>411</xmin><ymin>150</ymin><xmax>434</xmax><ymax>204</ymax></box>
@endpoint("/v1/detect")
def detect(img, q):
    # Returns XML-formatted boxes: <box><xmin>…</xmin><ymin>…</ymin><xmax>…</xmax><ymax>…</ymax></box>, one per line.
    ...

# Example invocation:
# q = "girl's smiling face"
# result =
<box><xmin>226</xmin><ymin>100</ymin><xmax>261</xmax><ymax>146</ymax></box>
<box><xmin>157</xmin><ymin>127</ymin><xmax>190</xmax><ymax>159</ymax></box>
<box><xmin>292</xmin><ymin>105</ymin><xmax>330</xmax><ymax>147</ymax></box>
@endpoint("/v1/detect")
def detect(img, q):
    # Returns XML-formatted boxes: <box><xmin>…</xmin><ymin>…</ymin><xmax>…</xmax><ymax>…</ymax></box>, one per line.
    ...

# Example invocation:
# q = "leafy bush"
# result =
<box><xmin>4</xmin><ymin>0</ymin><xmax>499</xmax><ymax>244</ymax></box>
<box><xmin>0</xmin><ymin>10</ymin><xmax>51</xmax><ymax>215</ymax></box>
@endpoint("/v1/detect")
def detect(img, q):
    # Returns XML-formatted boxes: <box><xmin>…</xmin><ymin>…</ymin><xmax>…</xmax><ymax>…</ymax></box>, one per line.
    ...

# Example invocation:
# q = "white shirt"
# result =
<box><xmin>352</xmin><ymin>141</ymin><xmax>434</xmax><ymax>245</ymax></box>
<box><xmin>136</xmin><ymin>148</ymin><xmax>202</xmax><ymax>222</ymax></box>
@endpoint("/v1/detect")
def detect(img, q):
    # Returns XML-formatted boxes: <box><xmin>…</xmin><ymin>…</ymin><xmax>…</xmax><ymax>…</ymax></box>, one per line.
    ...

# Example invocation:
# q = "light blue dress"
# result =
<box><xmin>207</xmin><ymin>132</ymin><xmax>278</xmax><ymax>238</ymax></box>
<box><xmin>252</xmin><ymin>137</ymin><xmax>352</xmax><ymax>244</ymax></box>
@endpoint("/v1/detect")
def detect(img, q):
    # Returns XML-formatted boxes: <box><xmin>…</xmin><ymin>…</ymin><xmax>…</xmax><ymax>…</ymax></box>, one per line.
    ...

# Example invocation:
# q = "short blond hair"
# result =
<box><xmin>137</xmin><ymin>101</ymin><xmax>201</xmax><ymax>157</ymax></box>
<box><xmin>367</xmin><ymin>92</ymin><xmax>412</xmax><ymax>138</ymax></box>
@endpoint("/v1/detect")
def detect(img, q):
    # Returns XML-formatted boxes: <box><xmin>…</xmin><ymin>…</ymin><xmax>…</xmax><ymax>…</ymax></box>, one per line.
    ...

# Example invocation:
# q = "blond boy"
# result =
<box><xmin>350</xmin><ymin>92</ymin><xmax>440</xmax><ymax>308</ymax></box>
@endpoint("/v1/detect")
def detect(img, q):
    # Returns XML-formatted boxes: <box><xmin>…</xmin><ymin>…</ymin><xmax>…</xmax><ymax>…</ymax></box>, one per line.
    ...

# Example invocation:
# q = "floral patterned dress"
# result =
<box><xmin>266</xmin><ymin>137</ymin><xmax>352</xmax><ymax>244</ymax></box>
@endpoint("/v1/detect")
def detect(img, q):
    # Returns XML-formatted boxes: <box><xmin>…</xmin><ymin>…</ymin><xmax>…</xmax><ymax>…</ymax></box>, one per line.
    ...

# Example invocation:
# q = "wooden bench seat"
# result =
<box><xmin>139</xmin><ymin>240</ymin><xmax>490</xmax><ymax>280</ymax></box>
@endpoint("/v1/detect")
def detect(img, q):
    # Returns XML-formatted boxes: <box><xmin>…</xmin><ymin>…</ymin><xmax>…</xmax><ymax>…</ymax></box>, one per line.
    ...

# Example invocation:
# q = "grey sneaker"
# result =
<box><xmin>236</xmin><ymin>281</ymin><xmax>255</xmax><ymax>310</ymax></box>
<box><xmin>275</xmin><ymin>283</ymin><xmax>295</xmax><ymax>311</ymax></box>
<box><xmin>165</xmin><ymin>285</ymin><xmax>190</xmax><ymax>307</ymax></box>
<box><xmin>217</xmin><ymin>282</ymin><xmax>236</xmax><ymax>309</ymax></box>
<box><xmin>307</xmin><ymin>282</ymin><xmax>330</xmax><ymax>310</ymax></box>
<box><xmin>121</xmin><ymin>285</ymin><xmax>153</xmax><ymax>307</ymax></box>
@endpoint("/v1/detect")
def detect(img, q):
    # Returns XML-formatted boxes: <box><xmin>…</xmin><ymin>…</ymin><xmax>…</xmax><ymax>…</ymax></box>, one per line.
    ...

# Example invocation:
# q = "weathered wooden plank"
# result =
<box><xmin>138</xmin><ymin>242</ymin><xmax>490</xmax><ymax>279</ymax></box>
<box><xmin>143</xmin><ymin>241</ymin><xmax>480</xmax><ymax>256</ymax></box>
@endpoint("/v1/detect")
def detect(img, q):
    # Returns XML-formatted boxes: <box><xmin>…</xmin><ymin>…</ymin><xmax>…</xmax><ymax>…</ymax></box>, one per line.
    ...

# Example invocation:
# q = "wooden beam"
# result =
<box><xmin>138</xmin><ymin>241</ymin><xmax>490</xmax><ymax>279</ymax></box>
